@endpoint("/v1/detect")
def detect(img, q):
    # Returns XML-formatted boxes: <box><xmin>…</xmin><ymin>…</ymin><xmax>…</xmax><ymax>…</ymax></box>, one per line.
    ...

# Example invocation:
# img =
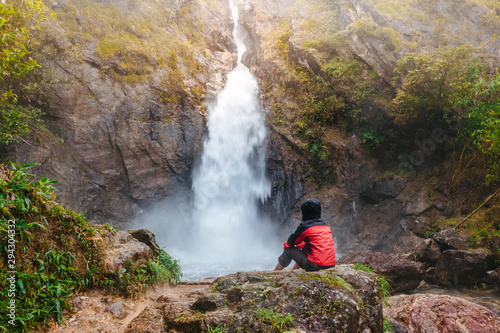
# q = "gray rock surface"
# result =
<box><xmin>433</xmin><ymin>228</ymin><xmax>470</xmax><ymax>251</ymax></box>
<box><xmin>161</xmin><ymin>267</ymin><xmax>383</xmax><ymax>332</ymax></box>
<box><xmin>434</xmin><ymin>249</ymin><xmax>494</xmax><ymax>287</ymax></box>
<box><xmin>107</xmin><ymin>301</ymin><xmax>127</xmax><ymax>319</ymax></box>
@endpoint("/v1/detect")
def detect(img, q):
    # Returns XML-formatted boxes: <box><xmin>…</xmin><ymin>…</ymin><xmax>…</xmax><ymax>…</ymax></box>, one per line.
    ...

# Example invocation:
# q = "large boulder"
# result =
<box><xmin>97</xmin><ymin>230</ymin><xmax>155</xmax><ymax>273</ymax></box>
<box><xmin>338</xmin><ymin>251</ymin><xmax>424</xmax><ymax>293</ymax></box>
<box><xmin>433</xmin><ymin>228</ymin><xmax>470</xmax><ymax>251</ymax></box>
<box><xmin>162</xmin><ymin>266</ymin><xmax>383</xmax><ymax>332</ymax></box>
<box><xmin>434</xmin><ymin>249</ymin><xmax>495</xmax><ymax>287</ymax></box>
<box><xmin>408</xmin><ymin>238</ymin><xmax>441</xmax><ymax>266</ymax></box>
<box><xmin>384</xmin><ymin>294</ymin><xmax>500</xmax><ymax>333</ymax></box>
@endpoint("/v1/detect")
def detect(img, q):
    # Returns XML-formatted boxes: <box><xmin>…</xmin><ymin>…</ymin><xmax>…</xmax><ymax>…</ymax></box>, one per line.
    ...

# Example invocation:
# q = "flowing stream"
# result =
<box><xmin>135</xmin><ymin>0</ymin><xmax>280</xmax><ymax>281</ymax></box>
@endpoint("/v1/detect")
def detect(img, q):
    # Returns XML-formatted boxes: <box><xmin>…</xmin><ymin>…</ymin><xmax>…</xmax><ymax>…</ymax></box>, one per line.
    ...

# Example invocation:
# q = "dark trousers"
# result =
<box><xmin>278</xmin><ymin>247</ymin><xmax>334</xmax><ymax>272</ymax></box>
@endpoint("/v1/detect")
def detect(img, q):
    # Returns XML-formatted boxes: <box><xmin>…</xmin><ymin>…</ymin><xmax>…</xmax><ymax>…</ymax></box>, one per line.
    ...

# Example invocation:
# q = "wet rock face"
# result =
<box><xmin>384</xmin><ymin>294</ymin><xmax>500</xmax><ymax>333</ymax></box>
<box><xmin>163</xmin><ymin>267</ymin><xmax>383</xmax><ymax>333</ymax></box>
<box><xmin>338</xmin><ymin>250</ymin><xmax>425</xmax><ymax>293</ymax></box>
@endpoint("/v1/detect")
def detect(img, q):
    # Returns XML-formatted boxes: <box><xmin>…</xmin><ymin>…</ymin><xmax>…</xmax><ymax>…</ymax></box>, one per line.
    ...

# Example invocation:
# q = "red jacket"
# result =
<box><xmin>284</xmin><ymin>218</ymin><xmax>336</xmax><ymax>267</ymax></box>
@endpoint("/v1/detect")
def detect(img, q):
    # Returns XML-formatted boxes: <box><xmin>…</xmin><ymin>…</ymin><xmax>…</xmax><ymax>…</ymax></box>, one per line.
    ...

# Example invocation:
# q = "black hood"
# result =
<box><xmin>301</xmin><ymin>198</ymin><xmax>321</xmax><ymax>220</ymax></box>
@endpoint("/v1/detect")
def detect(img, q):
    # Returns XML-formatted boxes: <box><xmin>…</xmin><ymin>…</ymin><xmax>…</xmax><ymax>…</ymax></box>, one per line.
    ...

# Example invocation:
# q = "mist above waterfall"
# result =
<box><xmin>134</xmin><ymin>0</ymin><xmax>280</xmax><ymax>280</ymax></box>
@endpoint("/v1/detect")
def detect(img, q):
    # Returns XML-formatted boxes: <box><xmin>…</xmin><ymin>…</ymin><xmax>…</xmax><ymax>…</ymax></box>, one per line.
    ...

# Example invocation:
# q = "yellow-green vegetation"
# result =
<box><xmin>0</xmin><ymin>0</ymin><xmax>54</xmax><ymax>144</ymax></box>
<box><xmin>252</xmin><ymin>308</ymin><xmax>295</xmax><ymax>332</ymax></box>
<box><xmin>301</xmin><ymin>272</ymin><xmax>355</xmax><ymax>293</ymax></box>
<box><xmin>207</xmin><ymin>324</ymin><xmax>228</xmax><ymax>333</ymax></box>
<box><xmin>361</xmin><ymin>0</ymin><xmax>500</xmax><ymax>47</ymax></box>
<box><xmin>466</xmin><ymin>0</ymin><xmax>500</xmax><ymax>10</ymax></box>
<box><xmin>0</xmin><ymin>163</ymin><xmax>181</xmax><ymax>332</ymax></box>
<box><xmin>393</xmin><ymin>45</ymin><xmax>500</xmax><ymax>185</ymax></box>
<box><xmin>363</xmin><ymin>0</ymin><xmax>428</xmax><ymax>22</ymax></box>
<box><xmin>353</xmin><ymin>263</ymin><xmax>392</xmax><ymax>332</ymax></box>
<box><xmin>288</xmin><ymin>56</ymin><xmax>384</xmax><ymax>182</ymax></box>
<box><xmin>348</xmin><ymin>18</ymin><xmax>417</xmax><ymax>53</ymax></box>
<box><xmin>284</xmin><ymin>0</ymin><xmax>342</xmax><ymax>54</ymax></box>
<box><xmin>353</xmin><ymin>263</ymin><xmax>391</xmax><ymax>303</ymax></box>
<box><xmin>46</xmin><ymin>0</ymin><xmax>223</xmax><ymax>101</ymax></box>
<box><xmin>426</xmin><ymin>204</ymin><xmax>500</xmax><ymax>250</ymax></box>
<box><xmin>261</xmin><ymin>19</ymin><xmax>293</xmax><ymax>61</ymax></box>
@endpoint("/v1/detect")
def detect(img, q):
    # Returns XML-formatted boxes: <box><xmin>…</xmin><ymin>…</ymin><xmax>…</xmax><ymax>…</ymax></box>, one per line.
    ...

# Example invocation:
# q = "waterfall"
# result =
<box><xmin>136</xmin><ymin>0</ymin><xmax>279</xmax><ymax>281</ymax></box>
<box><xmin>189</xmin><ymin>0</ymin><xmax>273</xmax><ymax>267</ymax></box>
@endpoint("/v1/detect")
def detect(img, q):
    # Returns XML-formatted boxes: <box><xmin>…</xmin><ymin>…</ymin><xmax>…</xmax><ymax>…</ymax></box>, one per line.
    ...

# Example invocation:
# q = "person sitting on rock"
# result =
<box><xmin>274</xmin><ymin>198</ymin><xmax>336</xmax><ymax>272</ymax></box>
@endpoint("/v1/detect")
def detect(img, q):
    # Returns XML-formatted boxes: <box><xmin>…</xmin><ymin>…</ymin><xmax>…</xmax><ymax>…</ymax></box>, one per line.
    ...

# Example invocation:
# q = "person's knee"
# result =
<box><xmin>278</xmin><ymin>252</ymin><xmax>292</xmax><ymax>268</ymax></box>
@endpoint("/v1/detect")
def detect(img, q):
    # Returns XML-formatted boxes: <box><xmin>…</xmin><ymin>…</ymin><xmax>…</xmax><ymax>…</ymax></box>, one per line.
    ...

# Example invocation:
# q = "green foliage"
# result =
<box><xmin>353</xmin><ymin>262</ymin><xmax>375</xmax><ymax>273</ymax></box>
<box><xmin>0</xmin><ymin>163</ymin><xmax>181</xmax><ymax>331</ymax></box>
<box><xmin>353</xmin><ymin>263</ymin><xmax>392</xmax><ymax>304</ymax></box>
<box><xmin>207</xmin><ymin>324</ymin><xmax>227</xmax><ymax>333</ymax></box>
<box><xmin>0</xmin><ymin>0</ymin><xmax>52</xmax><ymax>144</ymax></box>
<box><xmin>393</xmin><ymin>45</ymin><xmax>500</xmax><ymax>184</ymax></box>
<box><xmin>286</xmin><ymin>0</ymin><xmax>342</xmax><ymax>53</ymax></box>
<box><xmin>393</xmin><ymin>45</ymin><xmax>485</xmax><ymax>128</ymax></box>
<box><xmin>0</xmin><ymin>162</ymin><xmax>98</xmax><ymax>331</ymax></box>
<box><xmin>253</xmin><ymin>308</ymin><xmax>295</xmax><ymax>332</ymax></box>
<box><xmin>454</xmin><ymin>72</ymin><xmax>500</xmax><ymax>184</ymax></box>
<box><xmin>383</xmin><ymin>318</ymin><xmax>393</xmax><ymax>332</ymax></box>
<box><xmin>360</xmin><ymin>126</ymin><xmax>387</xmax><ymax>153</ymax></box>
<box><xmin>379</xmin><ymin>276</ymin><xmax>392</xmax><ymax>304</ymax></box>
<box><xmin>292</xmin><ymin>57</ymin><xmax>381</xmax><ymax>170</ymax></box>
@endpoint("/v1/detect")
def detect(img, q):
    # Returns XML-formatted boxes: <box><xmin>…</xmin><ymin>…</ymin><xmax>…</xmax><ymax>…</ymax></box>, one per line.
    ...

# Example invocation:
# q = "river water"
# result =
<box><xmin>135</xmin><ymin>0</ymin><xmax>280</xmax><ymax>281</ymax></box>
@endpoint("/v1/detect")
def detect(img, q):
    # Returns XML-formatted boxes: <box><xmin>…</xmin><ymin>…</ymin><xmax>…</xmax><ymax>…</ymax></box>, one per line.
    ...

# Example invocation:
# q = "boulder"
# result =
<box><xmin>408</xmin><ymin>238</ymin><xmax>441</xmax><ymax>266</ymax></box>
<box><xmin>434</xmin><ymin>249</ymin><xmax>494</xmax><ymax>287</ymax></box>
<box><xmin>375</xmin><ymin>175</ymin><xmax>407</xmax><ymax>199</ymax></box>
<box><xmin>388</xmin><ymin>230</ymin><xmax>425</xmax><ymax>255</ymax></box>
<box><xmin>99</xmin><ymin>230</ymin><xmax>154</xmax><ymax>273</ymax></box>
<box><xmin>129</xmin><ymin>229</ymin><xmax>162</xmax><ymax>254</ymax></box>
<box><xmin>107</xmin><ymin>301</ymin><xmax>127</xmax><ymax>319</ymax></box>
<box><xmin>163</xmin><ymin>266</ymin><xmax>383</xmax><ymax>333</ymax></box>
<box><xmin>433</xmin><ymin>228</ymin><xmax>470</xmax><ymax>251</ymax></box>
<box><xmin>384</xmin><ymin>294</ymin><xmax>500</xmax><ymax>333</ymax></box>
<box><xmin>125</xmin><ymin>306</ymin><xmax>165</xmax><ymax>333</ymax></box>
<box><xmin>484</xmin><ymin>266</ymin><xmax>500</xmax><ymax>288</ymax></box>
<box><xmin>404</xmin><ymin>191</ymin><xmax>432</xmax><ymax>215</ymax></box>
<box><xmin>338</xmin><ymin>251</ymin><xmax>424</xmax><ymax>293</ymax></box>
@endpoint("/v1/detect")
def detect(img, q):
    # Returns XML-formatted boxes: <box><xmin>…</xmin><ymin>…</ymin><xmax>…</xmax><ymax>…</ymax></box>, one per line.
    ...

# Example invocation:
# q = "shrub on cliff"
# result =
<box><xmin>393</xmin><ymin>45</ymin><xmax>500</xmax><ymax>185</ymax></box>
<box><xmin>0</xmin><ymin>0</ymin><xmax>53</xmax><ymax>145</ymax></box>
<box><xmin>0</xmin><ymin>163</ymin><xmax>181</xmax><ymax>332</ymax></box>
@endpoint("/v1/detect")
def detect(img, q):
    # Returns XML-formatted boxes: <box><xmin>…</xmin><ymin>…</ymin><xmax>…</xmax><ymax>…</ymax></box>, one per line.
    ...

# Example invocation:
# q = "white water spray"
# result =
<box><xmin>135</xmin><ymin>0</ymin><xmax>279</xmax><ymax>280</ymax></box>
<box><xmin>189</xmin><ymin>0</ymin><xmax>273</xmax><ymax>265</ymax></box>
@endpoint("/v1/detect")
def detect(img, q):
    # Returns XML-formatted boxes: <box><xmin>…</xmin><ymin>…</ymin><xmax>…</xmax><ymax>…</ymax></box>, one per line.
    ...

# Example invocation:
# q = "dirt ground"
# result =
<box><xmin>40</xmin><ymin>280</ymin><xmax>214</xmax><ymax>333</ymax></box>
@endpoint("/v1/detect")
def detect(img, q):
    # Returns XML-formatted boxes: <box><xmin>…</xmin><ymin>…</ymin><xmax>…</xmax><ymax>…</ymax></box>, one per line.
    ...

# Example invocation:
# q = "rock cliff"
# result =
<box><xmin>4</xmin><ymin>0</ymin><xmax>500</xmax><ymax>255</ymax></box>
<box><xmin>235</xmin><ymin>0</ymin><xmax>500</xmax><ymax>253</ymax></box>
<box><xmin>5</xmin><ymin>0</ymin><xmax>236</xmax><ymax>226</ymax></box>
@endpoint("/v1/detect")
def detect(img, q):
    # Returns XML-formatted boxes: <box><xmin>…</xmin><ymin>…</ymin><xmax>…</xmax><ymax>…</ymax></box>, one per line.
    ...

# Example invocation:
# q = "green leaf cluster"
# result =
<box><xmin>0</xmin><ymin>163</ymin><xmax>181</xmax><ymax>331</ymax></box>
<box><xmin>393</xmin><ymin>45</ymin><xmax>500</xmax><ymax>184</ymax></box>
<box><xmin>0</xmin><ymin>0</ymin><xmax>52</xmax><ymax>144</ymax></box>
<box><xmin>253</xmin><ymin>308</ymin><xmax>295</xmax><ymax>332</ymax></box>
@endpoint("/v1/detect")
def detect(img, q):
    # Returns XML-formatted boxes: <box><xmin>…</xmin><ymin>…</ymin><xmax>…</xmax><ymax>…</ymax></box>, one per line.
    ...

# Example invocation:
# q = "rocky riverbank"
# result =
<box><xmin>39</xmin><ymin>226</ymin><xmax>500</xmax><ymax>333</ymax></box>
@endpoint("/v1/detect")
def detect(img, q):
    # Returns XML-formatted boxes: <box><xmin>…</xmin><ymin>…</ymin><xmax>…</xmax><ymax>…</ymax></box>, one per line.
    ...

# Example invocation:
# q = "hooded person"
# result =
<box><xmin>274</xmin><ymin>198</ymin><xmax>336</xmax><ymax>272</ymax></box>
